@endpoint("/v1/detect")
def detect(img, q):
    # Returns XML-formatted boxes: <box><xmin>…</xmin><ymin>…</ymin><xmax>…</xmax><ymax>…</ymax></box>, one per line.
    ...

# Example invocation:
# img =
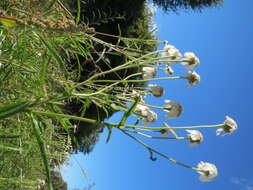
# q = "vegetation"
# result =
<box><xmin>0</xmin><ymin>0</ymin><xmax>156</xmax><ymax>189</ymax></box>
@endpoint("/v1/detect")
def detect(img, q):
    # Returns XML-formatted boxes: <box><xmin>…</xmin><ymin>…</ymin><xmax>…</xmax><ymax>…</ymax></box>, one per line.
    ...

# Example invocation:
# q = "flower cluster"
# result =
<box><xmin>114</xmin><ymin>41</ymin><xmax>237</xmax><ymax>183</ymax></box>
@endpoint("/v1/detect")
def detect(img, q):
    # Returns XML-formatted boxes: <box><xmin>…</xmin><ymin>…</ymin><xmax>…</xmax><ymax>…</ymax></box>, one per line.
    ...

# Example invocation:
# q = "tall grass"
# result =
<box><xmin>0</xmin><ymin>1</ymin><xmax>157</xmax><ymax>189</ymax></box>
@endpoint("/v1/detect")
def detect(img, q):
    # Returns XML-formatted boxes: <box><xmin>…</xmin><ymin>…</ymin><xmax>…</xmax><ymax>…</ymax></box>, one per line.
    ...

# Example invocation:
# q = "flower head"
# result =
<box><xmin>186</xmin><ymin>130</ymin><xmax>203</xmax><ymax>146</ymax></box>
<box><xmin>216</xmin><ymin>116</ymin><xmax>237</xmax><ymax>136</ymax></box>
<box><xmin>162</xmin><ymin>44</ymin><xmax>182</xmax><ymax>60</ymax></box>
<box><xmin>148</xmin><ymin>84</ymin><xmax>164</xmax><ymax>97</ymax></box>
<box><xmin>197</xmin><ymin>161</ymin><xmax>218</xmax><ymax>182</ymax></box>
<box><xmin>186</xmin><ymin>71</ymin><xmax>200</xmax><ymax>87</ymax></box>
<box><xmin>142</xmin><ymin>66</ymin><xmax>156</xmax><ymax>79</ymax></box>
<box><xmin>135</xmin><ymin>104</ymin><xmax>157</xmax><ymax>125</ymax></box>
<box><xmin>163</xmin><ymin>100</ymin><xmax>183</xmax><ymax>118</ymax></box>
<box><xmin>182</xmin><ymin>52</ymin><xmax>200</xmax><ymax>69</ymax></box>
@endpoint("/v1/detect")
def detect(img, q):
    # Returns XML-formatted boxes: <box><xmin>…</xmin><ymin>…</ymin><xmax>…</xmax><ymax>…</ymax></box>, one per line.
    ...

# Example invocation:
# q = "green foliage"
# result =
<box><xmin>0</xmin><ymin>0</ymin><xmax>159</xmax><ymax>188</ymax></box>
<box><xmin>64</xmin><ymin>0</ymin><xmax>157</xmax><ymax>153</ymax></box>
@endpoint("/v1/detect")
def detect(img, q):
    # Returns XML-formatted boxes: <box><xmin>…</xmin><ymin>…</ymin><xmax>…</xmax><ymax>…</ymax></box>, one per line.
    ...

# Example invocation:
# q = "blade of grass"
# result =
<box><xmin>163</xmin><ymin>122</ymin><xmax>178</xmax><ymax>137</ymax></box>
<box><xmin>0</xmin><ymin>144</ymin><xmax>22</xmax><ymax>152</ymax></box>
<box><xmin>106</xmin><ymin>126</ymin><xmax>112</xmax><ymax>143</ymax></box>
<box><xmin>30</xmin><ymin>113</ymin><xmax>53</xmax><ymax>190</ymax></box>
<box><xmin>0</xmin><ymin>101</ymin><xmax>30</xmax><ymax>120</ymax></box>
<box><xmin>76</xmin><ymin>0</ymin><xmax>81</xmax><ymax>24</ymax></box>
<box><xmin>118</xmin><ymin>97</ymin><xmax>140</xmax><ymax>127</ymax></box>
<box><xmin>34</xmin><ymin>32</ymin><xmax>68</xmax><ymax>77</ymax></box>
<box><xmin>106</xmin><ymin>97</ymin><xmax>140</xmax><ymax>143</ymax></box>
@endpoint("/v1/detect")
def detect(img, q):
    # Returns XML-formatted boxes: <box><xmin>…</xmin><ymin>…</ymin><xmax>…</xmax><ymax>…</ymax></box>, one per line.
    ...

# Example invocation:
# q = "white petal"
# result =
<box><xmin>216</xmin><ymin>128</ymin><xmax>224</xmax><ymax>136</ymax></box>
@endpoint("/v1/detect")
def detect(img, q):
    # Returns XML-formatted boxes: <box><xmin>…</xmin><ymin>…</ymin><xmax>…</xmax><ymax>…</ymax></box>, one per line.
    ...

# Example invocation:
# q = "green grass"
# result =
<box><xmin>0</xmin><ymin>1</ymin><xmax>157</xmax><ymax>189</ymax></box>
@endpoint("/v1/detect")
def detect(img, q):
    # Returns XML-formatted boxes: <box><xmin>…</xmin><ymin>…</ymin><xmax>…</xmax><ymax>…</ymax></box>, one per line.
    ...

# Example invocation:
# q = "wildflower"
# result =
<box><xmin>162</xmin><ymin>44</ymin><xmax>182</xmax><ymax>60</ymax></box>
<box><xmin>142</xmin><ymin>66</ymin><xmax>156</xmax><ymax>79</ymax></box>
<box><xmin>163</xmin><ymin>100</ymin><xmax>183</xmax><ymax>118</ymax></box>
<box><xmin>135</xmin><ymin>104</ymin><xmax>157</xmax><ymax>125</ymax></box>
<box><xmin>186</xmin><ymin>71</ymin><xmax>200</xmax><ymax>87</ymax></box>
<box><xmin>182</xmin><ymin>52</ymin><xmax>200</xmax><ymax>69</ymax></box>
<box><xmin>148</xmin><ymin>84</ymin><xmax>164</xmax><ymax>97</ymax></box>
<box><xmin>166</xmin><ymin>64</ymin><xmax>174</xmax><ymax>75</ymax></box>
<box><xmin>216</xmin><ymin>116</ymin><xmax>237</xmax><ymax>136</ymax></box>
<box><xmin>197</xmin><ymin>161</ymin><xmax>218</xmax><ymax>182</ymax></box>
<box><xmin>142</xmin><ymin>110</ymin><xmax>158</xmax><ymax>125</ymax></box>
<box><xmin>186</xmin><ymin>130</ymin><xmax>203</xmax><ymax>146</ymax></box>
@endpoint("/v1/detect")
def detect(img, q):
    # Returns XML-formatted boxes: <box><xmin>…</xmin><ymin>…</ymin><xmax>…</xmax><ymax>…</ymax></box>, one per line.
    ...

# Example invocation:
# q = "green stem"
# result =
<box><xmin>123</xmin><ymin>124</ymin><xmax>224</xmax><ymax>130</ymax></box>
<box><xmin>122</xmin><ymin>128</ymin><xmax>189</xmax><ymax>140</ymax></box>
<box><xmin>120</xmin><ymin>129</ymin><xmax>198</xmax><ymax>171</ymax></box>
<box><xmin>72</xmin><ymin>49</ymin><xmax>163</xmax><ymax>89</ymax></box>
<box><xmin>116</xmin><ymin>95</ymin><xmax>165</xmax><ymax>110</ymax></box>
<box><xmin>91</xmin><ymin>76</ymin><xmax>185</xmax><ymax>83</ymax></box>
<box><xmin>94</xmin><ymin>31</ymin><xmax>163</xmax><ymax>43</ymax></box>
<box><xmin>31</xmin><ymin>110</ymin><xmax>104</xmax><ymax>125</ymax></box>
<box><xmin>72</xmin><ymin>73</ymin><xmax>142</xmax><ymax>97</ymax></box>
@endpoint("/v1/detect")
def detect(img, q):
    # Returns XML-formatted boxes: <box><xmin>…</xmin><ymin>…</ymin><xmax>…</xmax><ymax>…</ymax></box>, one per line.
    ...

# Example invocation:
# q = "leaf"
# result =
<box><xmin>0</xmin><ymin>16</ymin><xmax>17</xmax><ymax>28</ymax></box>
<box><xmin>118</xmin><ymin>96</ymin><xmax>140</xmax><ymax>127</ymax></box>
<box><xmin>35</xmin><ymin>32</ymin><xmax>68</xmax><ymax>77</ymax></box>
<box><xmin>76</xmin><ymin>0</ymin><xmax>81</xmax><ymax>24</ymax></box>
<box><xmin>145</xmin><ymin>40</ymin><xmax>161</xmax><ymax>45</ymax></box>
<box><xmin>0</xmin><ymin>101</ymin><xmax>30</xmax><ymax>120</ymax></box>
<box><xmin>0</xmin><ymin>144</ymin><xmax>21</xmax><ymax>152</ymax></box>
<box><xmin>163</xmin><ymin>122</ymin><xmax>178</xmax><ymax>137</ymax></box>
<box><xmin>106</xmin><ymin>126</ymin><xmax>112</xmax><ymax>143</ymax></box>
<box><xmin>30</xmin><ymin>113</ymin><xmax>53</xmax><ymax>190</ymax></box>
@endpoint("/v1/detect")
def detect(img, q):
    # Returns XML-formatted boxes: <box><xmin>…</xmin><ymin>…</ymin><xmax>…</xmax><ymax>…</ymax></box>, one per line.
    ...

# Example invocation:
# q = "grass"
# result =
<box><xmin>0</xmin><ymin>1</ymin><xmax>157</xmax><ymax>189</ymax></box>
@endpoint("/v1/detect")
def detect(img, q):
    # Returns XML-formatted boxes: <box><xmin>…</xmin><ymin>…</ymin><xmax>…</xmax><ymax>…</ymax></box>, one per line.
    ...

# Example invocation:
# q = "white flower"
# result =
<box><xmin>148</xmin><ymin>84</ymin><xmax>164</xmax><ymax>97</ymax></box>
<box><xmin>142</xmin><ymin>66</ymin><xmax>156</xmax><ymax>79</ymax></box>
<box><xmin>162</xmin><ymin>44</ymin><xmax>182</xmax><ymax>60</ymax></box>
<box><xmin>142</xmin><ymin>110</ymin><xmax>158</xmax><ymax>125</ymax></box>
<box><xmin>197</xmin><ymin>161</ymin><xmax>218</xmax><ymax>182</ymax></box>
<box><xmin>216</xmin><ymin>116</ymin><xmax>237</xmax><ymax>136</ymax></box>
<box><xmin>165</xmin><ymin>64</ymin><xmax>174</xmax><ymax>75</ymax></box>
<box><xmin>182</xmin><ymin>52</ymin><xmax>200</xmax><ymax>69</ymax></box>
<box><xmin>163</xmin><ymin>100</ymin><xmax>183</xmax><ymax>118</ymax></box>
<box><xmin>186</xmin><ymin>130</ymin><xmax>203</xmax><ymax>146</ymax></box>
<box><xmin>135</xmin><ymin>104</ymin><xmax>157</xmax><ymax>125</ymax></box>
<box><xmin>186</xmin><ymin>71</ymin><xmax>200</xmax><ymax>87</ymax></box>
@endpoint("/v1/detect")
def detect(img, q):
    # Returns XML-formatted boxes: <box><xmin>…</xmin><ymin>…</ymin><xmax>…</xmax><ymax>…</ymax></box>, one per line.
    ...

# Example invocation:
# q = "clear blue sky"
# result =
<box><xmin>61</xmin><ymin>1</ymin><xmax>253</xmax><ymax>189</ymax></box>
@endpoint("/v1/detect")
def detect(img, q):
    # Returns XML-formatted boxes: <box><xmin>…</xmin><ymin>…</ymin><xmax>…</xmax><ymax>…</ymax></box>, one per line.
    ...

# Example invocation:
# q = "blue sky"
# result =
<box><xmin>62</xmin><ymin>1</ymin><xmax>253</xmax><ymax>190</ymax></box>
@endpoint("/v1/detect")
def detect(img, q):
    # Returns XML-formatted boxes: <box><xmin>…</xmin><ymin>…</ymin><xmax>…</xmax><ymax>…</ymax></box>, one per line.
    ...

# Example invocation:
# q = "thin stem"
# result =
<box><xmin>72</xmin><ymin>73</ymin><xmax>142</xmax><ymax>97</ymax></box>
<box><xmin>152</xmin><ymin>57</ymin><xmax>190</xmax><ymax>63</ymax></box>
<box><xmin>116</xmin><ymin>95</ymin><xmax>164</xmax><ymax>110</ymax></box>
<box><xmin>123</xmin><ymin>124</ymin><xmax>224</xmax><ymax>130</ymax></box>
<box><xmin>72</xmin><ymin>49</ymin><xmax>163</xmax><ymax>89</ymax></box>
<box><xmin>91</xmin><ymin>76</ymin><xmax>185</xmax><ymax>83</ymax></box>
<box><xmin>120</xmin><ymin>129</ymin><xmax>198</xmax><ymax>171</ymax></box>
<box><xmin>122</xmin><ymin>128</ymin><xmax>189</xmax><ymax>140</ymax></box>
<box><xmin>171</xmin><ymin>124</ymin><xmax>224</xmax><ymax>129</ymax></box>
<box><xmin>94</xmin><ymin>31</ymin><xmax>163</xmax><ymax>43</ymax></box>
<box><xmin>31</xmin><ymin>110</ymin><xmax>109</xmax><ymax>126</ymax></box>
